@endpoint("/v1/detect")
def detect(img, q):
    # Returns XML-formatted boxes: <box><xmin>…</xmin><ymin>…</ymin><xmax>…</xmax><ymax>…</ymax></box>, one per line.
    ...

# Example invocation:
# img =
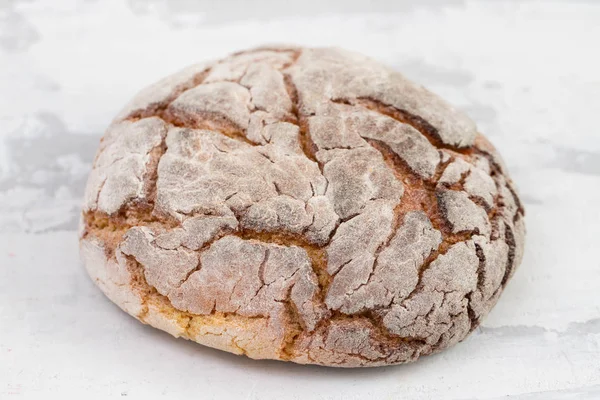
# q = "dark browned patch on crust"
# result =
<box><xmin>365</xmin><ymin>139</ymin><xmax>453</xmax><ymax>235</ymax></box>
<box><xmin>500</xmin><ymin>222</ymin><xmax>516</xmax><ymax>288</ymax></box>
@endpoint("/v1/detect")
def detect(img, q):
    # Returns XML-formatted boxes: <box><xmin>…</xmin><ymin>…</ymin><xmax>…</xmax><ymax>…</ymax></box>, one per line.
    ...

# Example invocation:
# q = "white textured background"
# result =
<box><xmin>1</xmin><ymin>0</ymin><xmax>600</xmax><ymax>399</ymax></box>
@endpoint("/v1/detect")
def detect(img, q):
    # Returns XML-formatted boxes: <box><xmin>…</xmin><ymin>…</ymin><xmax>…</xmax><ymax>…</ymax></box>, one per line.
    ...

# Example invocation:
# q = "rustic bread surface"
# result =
<box><xmin>80</xmin><ymin>46</ymin><xmax>525</xmax><ymax>367</ymax></box>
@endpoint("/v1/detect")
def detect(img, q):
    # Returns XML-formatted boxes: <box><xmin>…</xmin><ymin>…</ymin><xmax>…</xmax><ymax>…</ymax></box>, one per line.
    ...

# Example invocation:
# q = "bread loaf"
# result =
<box><xmin>80</xmin><ymin>46</ymin><xmax>525</xmax><ymax>367</ymax></box>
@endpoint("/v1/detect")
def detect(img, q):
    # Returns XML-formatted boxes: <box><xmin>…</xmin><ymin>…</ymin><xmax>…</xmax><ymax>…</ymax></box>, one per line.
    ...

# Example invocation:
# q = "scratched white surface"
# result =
<box><xmin>1</xmin><ymin>0</ymin><xmax>600</xmax><ymax>399</ymax></box>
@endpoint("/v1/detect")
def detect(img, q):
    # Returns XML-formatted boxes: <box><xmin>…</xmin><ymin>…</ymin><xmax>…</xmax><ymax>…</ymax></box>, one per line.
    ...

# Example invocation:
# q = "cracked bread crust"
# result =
<box><xmin>79</xmin><ymin>46</ymin><xmax>525</xmax><ymax>367</ymax></box>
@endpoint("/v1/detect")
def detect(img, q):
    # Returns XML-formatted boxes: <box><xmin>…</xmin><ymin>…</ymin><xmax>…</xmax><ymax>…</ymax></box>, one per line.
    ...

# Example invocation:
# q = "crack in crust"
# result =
<box><xmin>334</xmin><ymin>97</ymin><xmax>474</xmax><ymax>153</ymax></box>
<box><xmin>126</xmin><ymin>68</ymin><xmax>213</xmax><ymax>121</ymax></box>
<box><xmin>81</xmin><ymin>46</ymin><xmax>525</xmax><ymax>367</ymax></box>
<box><xmin>283</xmin><ymin>74</ymin><xmax>321</xmax><ymax>167</ymax></box>
<box><xmin>467</xmin><ymin>243</ymin><xmax>486</xmax><ymax>331</ymax></box>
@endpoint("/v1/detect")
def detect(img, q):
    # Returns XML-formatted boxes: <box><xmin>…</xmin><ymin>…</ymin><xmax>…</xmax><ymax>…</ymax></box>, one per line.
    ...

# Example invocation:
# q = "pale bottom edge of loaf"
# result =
<box><xmin>79</xmin><ymin>236</ymin><xmax>295</xmax><ymax>361</ymax></box>
<box><xmin>80</xmin><ymin>235</ymin><xmax>455</xmax><ymax>368</ymax></box>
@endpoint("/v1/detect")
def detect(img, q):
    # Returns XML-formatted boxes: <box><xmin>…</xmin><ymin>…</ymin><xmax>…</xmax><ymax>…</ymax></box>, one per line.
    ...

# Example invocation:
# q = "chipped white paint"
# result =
<box><xmin>1</xmin><ymin>0</ymin><xmax>599</xmax><ymax>398</ymax></box>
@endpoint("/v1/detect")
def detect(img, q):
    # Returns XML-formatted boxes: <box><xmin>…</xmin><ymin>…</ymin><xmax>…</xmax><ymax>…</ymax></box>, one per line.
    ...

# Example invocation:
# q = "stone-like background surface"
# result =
<box><xmin>1</xmin><ymin>0</ymin><xmax>599</xmax><ymax>398</ymax></box>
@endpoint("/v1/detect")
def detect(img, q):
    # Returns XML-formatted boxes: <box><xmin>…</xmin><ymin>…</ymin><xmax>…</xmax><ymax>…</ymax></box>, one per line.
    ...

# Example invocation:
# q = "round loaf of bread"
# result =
<box><xmin>80</xmin><ymin>46</ymin><xmax>525</xmax><ymax>367</ymax></box>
